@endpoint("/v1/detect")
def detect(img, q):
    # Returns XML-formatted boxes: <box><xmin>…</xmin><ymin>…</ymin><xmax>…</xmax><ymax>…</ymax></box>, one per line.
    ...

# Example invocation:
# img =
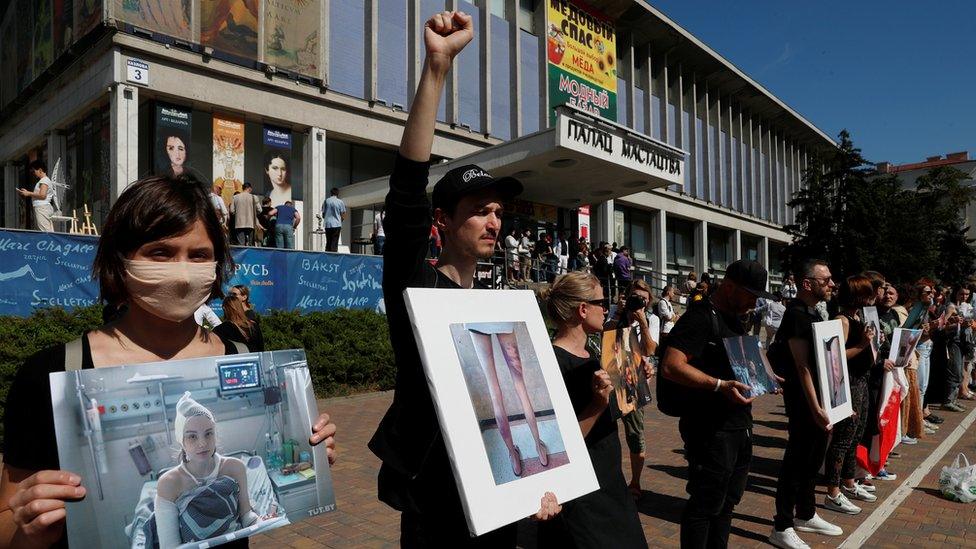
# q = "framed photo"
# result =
<box><xmin>50</xmin><ymin>349</ymin><xmax>336</xmax><ymax>549</ymax></box>
<box><xmin>723</xmin><ymin>335</ymin><xmax>781</xmax><ymax>398</ymax></box>
<box><xmin>862</xmin><ymin>306</ymin><xmax>881</xmax><ymax>361</ymax></box>
<box><xmin>812</xmin><ymin>320</ymin><xmax>854</xmax><ymax>426</ymax></box>
<box><xmin>404</xmin><ymin>288</ymin><xmax>598</xmax><ymax>536</ymax></box>
<box><xmin>600</xmin><ymin>326</ymin><xmax>651</xmax><ymax>415</ymax></box>
<box><xmin>889</xmin><ymin>328</ymin><xmax>923</xmax><ymax>368</ymax></box>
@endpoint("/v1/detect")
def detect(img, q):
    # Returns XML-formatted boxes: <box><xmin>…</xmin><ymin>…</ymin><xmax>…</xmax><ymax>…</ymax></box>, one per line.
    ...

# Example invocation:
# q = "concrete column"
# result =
<box><xmin>772</xmin><ymin>130</ymin><xmax>779</xmax><ymax>224</ymax></box>
<box><xmin>447</xmin><ymin>0</ymin><xmax>460</xmax><ymax>125</ymax></box>
<box><xmin>365</xmin><ymin>0</ymin><xmax>378</xmax><ymax>101</ymax></box>
<box><xmin>715</xmin><ymin>93</ymin><xmax>723</xmax><ymax>205</ymax></box>
<box><xmin>534</xmin><ymin>1</ymin><xmax>548</xmax><ymax>129</ymax></box>
<box><xmin>623</xmin><ymin>35</ymin><xmax>637</xmax><ymax>128</ymax></box>
<box><xmin>726</xmin><ymin>100</ymin><xmax>733</xmax><ymax>210</ymax></box>
<box><xmin>638</xmin><ymin>42</ymin><xmax>652</xmax><ymax>133</ymax></box>
<box><xmin>653</xmin><ymin>209</ymin><xmax>667</xmax><ymax>275</ymax></box>
<box><xmin>594</xmin><ymin>200</ymin><xmax>614</xmax><ymax>245</ymax></box>
<box><xmin>674</xmin><ymin>65</ymin><xmax>684</xmax><ymax>149</ymax></box>
<box><xmin>760</xmin><ymin>235</ymin><xmax>770</xmax><ymax>274</ymax></box>
<box><xmin>737</xmin><ymin>108</ymin><xmax>745</xmax><ymax>214</ymax></box>
<box><xmin>406</xmin><ymin>0</ymin><xmax>419</xmax><ymax>105</ymax></box>
<box><xmin>304</xmin><ymin>127</ymin><xmax>328</xmax><ymax>251</ymax></box>
<box><xmin>110</xmin><ymin>83</ymin><xmax>139</xmax><ymax>202</ymax></box>
<box><xmin>748</xmin><ymin>114</ymin><xmax>756</xmax><ymax>216</ymax></box>
<box><xmin>757</xmin><ymin>120</ymin><xmax>764</xmax><ymax>219</ymax></box>
<box><xmin>3</xmin><ymin>163</ymin><xmax>17</xmax><ymax>228</ymax></box>
<box><xmin>480</xmin><ymin>1</ymin><xmax>491</xmax><ymax>136</ymax></box>
<box><xmin>696</xmin><ymin>219</ymin><xmax>709</xmax><ymax>276</ymax></box>
<box><xmin>733</xmin><ymin>229</ymin><xmax>742</xmax><ymax>261</ymax></box>
<box><xmin>687</xmin><ymin>74</ymin><xmax>698</xmax><ymax>197</ymax></box>
<box><xmin>506</xmin><ymin>0</ymin><xmax>521</xmax><ymax>137</ymax></box>
<box><xmin>701</xmin><ymin>83</ymin><xmax>711</xmax><ymax>202</ymax></box>
<box><xmin>658</xmin><ymin>53</ymin><xmax>669</xmax><ymax>142</ymax></box>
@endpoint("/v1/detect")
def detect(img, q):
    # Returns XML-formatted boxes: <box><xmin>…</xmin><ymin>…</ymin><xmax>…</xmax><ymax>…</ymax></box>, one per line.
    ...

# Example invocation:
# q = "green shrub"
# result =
<box><xmin>0</xmin><ymin>306</ymin><xmax>394</xmax><ymax>446</ymax></box>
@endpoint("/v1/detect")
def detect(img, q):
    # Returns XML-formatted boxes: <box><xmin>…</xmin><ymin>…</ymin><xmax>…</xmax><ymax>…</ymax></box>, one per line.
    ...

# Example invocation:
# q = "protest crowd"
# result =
<box><xmin>2</xmin><ymin>10</ymin><xmax>976</xmax><ymax>549</ymax></box>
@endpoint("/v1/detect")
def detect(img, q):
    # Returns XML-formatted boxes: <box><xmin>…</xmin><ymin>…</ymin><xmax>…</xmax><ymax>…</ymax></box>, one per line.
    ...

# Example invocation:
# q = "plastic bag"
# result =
<box><xmin>939</xmin><ymin>453</ymin><xmax>976</xmax><ymax>503</ymax></box>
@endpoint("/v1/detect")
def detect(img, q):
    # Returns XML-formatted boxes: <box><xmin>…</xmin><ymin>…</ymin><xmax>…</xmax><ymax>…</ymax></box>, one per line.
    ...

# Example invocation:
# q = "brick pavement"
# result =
<box><xmin>253</xmin><ymin>387</ymin><xmax>976</xmax><ymax>548</ymax></box>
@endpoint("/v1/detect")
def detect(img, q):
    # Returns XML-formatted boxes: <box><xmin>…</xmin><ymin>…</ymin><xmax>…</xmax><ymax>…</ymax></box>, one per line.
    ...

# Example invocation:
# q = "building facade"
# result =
<box><xmin>0</xmin><ymin>0</ymin><xmax>836</xmax><ymax>288</ymax></box>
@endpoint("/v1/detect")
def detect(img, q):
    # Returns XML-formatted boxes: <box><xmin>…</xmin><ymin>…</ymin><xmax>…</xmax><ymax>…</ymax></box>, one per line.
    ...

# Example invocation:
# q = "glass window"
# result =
<box><xmin>377</xmin><ymin>0</ymin><xmax>408</xmax><ymax>109</ymax></box>
<box><xmin>708</xmin><ymin>226</ymin><xmax>732</xmax><ymax>274</ymax></box>
<box><xmin>666</xmin><ymin>216</ymin><xmax>696</xmax><ymax>271</ymax></box>
<box><xmin>695</xmin><ymin>117</ymin><xmax>704</xmax><ymax>200</ymax></box>
<box><xmin>519</xmin><ymin>29</ymin><xmax>539</xmax><ymax>134</ymax></box>
<box><xmin>633</xmin><ymin>88</ymin><xmax>645</xmax><ymax>135</ymax></box>
<box><xmin>421</xmin><ymin>0</ymin><xmax>448</xmax><ymax>122</ymax></box>
<box><xmin>616</xmin><ymin>77</ymin><xmax>629</xmax><ymax>127</ymax></box>
<box><xmin>329</xmin><ymin>0</ymin><xmax>366</xmax><ymax>99</ymax></box>
<box><xmin>667</xmin><ymin>103</ymin><xmax>676</xmax><ymax>145</ymax></box>
<box><xmin>741</xmin><ymin>234</ymin><xmax>761</xmax><ymax>262</ymax></box>
<box><xmin>490</xmin><ymin>13</ymin><xmax>512</xmax><ymax>140</ymax></box>
<box><xmin>457</xmin><ymin>1</ymin><xmax>482</xmax><ymax>133</ymax></box>
<box><xmin>518</xmin><ymin>0</ymin><xmax>536</xmax><ymax>34</ymax></box>
<box><xmin>650</xmin><ymin>94</ymin><xmax>661</xmax><ymax>140</ymax></box>
<box><xmin>489</xmin><ymin>0</ymin><xmax>506</xmax><ymax>19</ymax></box>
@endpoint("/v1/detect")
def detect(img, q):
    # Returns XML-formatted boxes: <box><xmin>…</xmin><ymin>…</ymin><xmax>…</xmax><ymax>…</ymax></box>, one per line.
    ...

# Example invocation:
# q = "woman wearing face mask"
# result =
<box><xmin>151</xmin><ymin>393</ymin><xmax>267</xmax><ymax>548</ymax></box>
<box><xmin>0</xmin><ymin>174</ymin><xmax>337</xmax><ymax>548</ymax></box>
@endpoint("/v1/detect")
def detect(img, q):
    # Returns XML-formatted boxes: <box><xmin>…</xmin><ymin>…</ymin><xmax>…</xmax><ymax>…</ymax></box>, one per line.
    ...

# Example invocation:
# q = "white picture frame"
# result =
<box><xmin>889</xmin><ymin>328</ymin><xmax>923</xmax><ymax>368</ymax></box>
<box><xmin>812</xmin><ymin>319</ymin><xmax>854</xmax><ymax>426</ymax></box>
<box><xmin>49</xmin><ymin>349</ymin><xmax>335</xmax><ymax>548</ymax></box>
<box><xmin>862</xmin><ymin>306</ymin><xmax>881</xmax><ymax>361</ymax></box>
<box><xmin>404</xmin><ymin>288</ymin><xmax>598</xmax><ymax>536</ymax></box>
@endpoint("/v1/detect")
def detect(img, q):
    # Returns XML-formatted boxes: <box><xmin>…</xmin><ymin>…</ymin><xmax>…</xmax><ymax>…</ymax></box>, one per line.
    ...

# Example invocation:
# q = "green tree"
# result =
<box><xmin>916</xmin><ymin>166</ymin><xmax>976</xmax><ymax>284</ymax></box>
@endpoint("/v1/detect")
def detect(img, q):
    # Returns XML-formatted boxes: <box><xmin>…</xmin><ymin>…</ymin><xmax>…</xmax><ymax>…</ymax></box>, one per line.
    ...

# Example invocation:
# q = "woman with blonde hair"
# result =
<box><xmin>537</xmin><ymin>271</ymin><xmax>647</xmax><ymax>548</ymax></box>
<box><xmin>214</xmin><ymin>295</ymin><xmax>264</xmax><ymax>352</ymax></box>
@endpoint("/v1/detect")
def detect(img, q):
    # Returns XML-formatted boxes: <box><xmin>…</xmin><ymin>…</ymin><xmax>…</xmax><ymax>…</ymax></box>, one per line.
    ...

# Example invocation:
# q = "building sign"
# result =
<box><xmin>546</xmin><ymin>0</ymin><xmax>617</xmax><ymax>124</ymax></box>
<box><xmin>125</xmin><ymin>58</ymin><xmax>149</xmax><ymax>86</ymax></box>
<box><xmin>556</xmin><ymin>112</ymin><xmax>685</xmax><ymax>187</ymax></box>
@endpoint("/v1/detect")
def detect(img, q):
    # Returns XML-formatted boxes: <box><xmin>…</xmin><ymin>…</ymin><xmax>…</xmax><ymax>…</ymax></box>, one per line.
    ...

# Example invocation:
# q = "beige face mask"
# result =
<box><xmin>123</xmin><ymin>260</ymin><xmax>217</xmax><ymax>322</ymax></box>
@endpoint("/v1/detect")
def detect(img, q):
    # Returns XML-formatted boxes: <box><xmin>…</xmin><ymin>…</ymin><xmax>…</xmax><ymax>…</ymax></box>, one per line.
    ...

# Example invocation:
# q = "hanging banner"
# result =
<box><xmin>200</xmin><ymin>0</ymin><xmax>259</xmax><ymax>60</ymax></box>
<box><xmin>546</xmin><ymin>0</ymin><xmax>617</xmax><ymax>124</ymax></box>
<box><xmin>33</xmin><ymin>0</ymin><xmax>54</xmax><ymax>76</ymax></box>
<box><xmin>264</xmin><ymin>0</ymin><xmax>320</xmax><ymax>76</ymax></box>
<box><xmin>74</xmin><ymin>0</ymin><xmax>102</xmax><ymax>40</ymax></box>
<box><xmin>0</xmin><ymin>229</ymin><xmax>384</xmax><ymax>317</ymax></box>
<box><xmin>154</xmin><ymin>102</ymin><xmax>193</xmax><ymax>177</ymax></box>
<box><xmin>260</xmin><ymin>125</ymin><xmax>293</xmax><ymax>205</ymax></box>
<box><xmin>53</xmin><ymin>0</ymin><xmax>73</xmax><ymax>58</ymax></box>
<box><xmin>212</xmin><ymin>114</ymin><xmax>245</xmax><ymax>208</ymax></box>
<box><xmin>114</xmin><ymin>0</ymin><xmax>192</xmax><ymax>40</ymax></box>
<box><xmin>578</xmin><ymin>205</ymin><xmax>590</xmax><ymax>240</ymax></box>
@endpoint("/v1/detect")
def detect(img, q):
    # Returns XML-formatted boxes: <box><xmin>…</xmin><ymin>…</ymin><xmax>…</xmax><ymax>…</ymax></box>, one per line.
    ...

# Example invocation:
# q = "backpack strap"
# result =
<box><xmin>229</xmin><ymin>340</ymin><xmax>250</xmax><ymax>354</ymax></box>
<box><xmin>64</xmin><ymin>337</ymin><xmax>84</xmax><ymax>371</ymax></box>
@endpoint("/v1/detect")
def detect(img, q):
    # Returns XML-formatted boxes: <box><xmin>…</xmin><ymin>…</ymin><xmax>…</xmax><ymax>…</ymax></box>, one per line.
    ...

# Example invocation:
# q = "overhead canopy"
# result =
<box><xmin>339</xmin><ymin>105</ymin><xmax>687</xmax><ymax>209</ymax></box>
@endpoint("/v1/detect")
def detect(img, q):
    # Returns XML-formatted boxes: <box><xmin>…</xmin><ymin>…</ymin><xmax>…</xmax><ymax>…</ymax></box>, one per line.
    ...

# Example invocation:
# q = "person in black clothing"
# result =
<box><xmin>215</xmin><ymin>295</ymin><xmax>265</xmax><ymax>352</ymax></box>
<box><xmin>366</xmin><ymin>11</ymin><xmax>560</xmax><ymax>548</ymax></box>
<box><xmin>0</xmin><ymin>174</ymin><xmax>336</xmax><ymax>548</ymax></box>
<box><xmin>661</xmin><ymin>260</ymin><xmax>773</xmax><ymax>549</ymax></box>
<box><xmin>591</xmin><ymin>242</ymin><xmax>613</xmax><ymax>305</ymax></box>
<box><xmin>540</xmin><ymin>271</ymin><xmax>648</xmax><ymax>548</ymax></box>
<box><xmin>768</xmin><ymin>259</ymin><xmax>842</xmax><ymax>549</ymax></box>
<box><xmin>229</xmin><ymin>284</ymin><xmax>264</xmax><ymax>351</ymax></box>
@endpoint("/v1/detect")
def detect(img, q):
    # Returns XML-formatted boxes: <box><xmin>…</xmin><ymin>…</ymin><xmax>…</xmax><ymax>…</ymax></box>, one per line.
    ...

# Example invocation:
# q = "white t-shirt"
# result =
<box><xmin>657</xmin><ymin>298</ymin><xmax>676</xmax><ymax>333</ymax></box>
<box><xmin>193</xmin><ymin>305</ymin><xmax>222</xmax><ymax>328</ymax></box>
<box><xmin>505</xmin><ymin>235</ymin><xmax>519</xmax><ymax>257</ymax></box>
<box><xmin>33</xmin><ymin>177</ymin><xmax>54</xmax><ymax>207</ymax></box>
<box><xmin>209</xmin><ymin>194</ymin><xmax>228</xmax><ymax>221</ymax></box>
<box><xmin>374</xmin><ymin>211</ymin><xmax>385</xmax><ymax>238</ymax></box>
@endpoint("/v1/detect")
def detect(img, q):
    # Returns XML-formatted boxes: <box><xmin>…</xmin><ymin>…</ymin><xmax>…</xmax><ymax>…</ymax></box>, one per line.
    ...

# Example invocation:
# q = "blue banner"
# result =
<box><xmin>0</xmin><ymin>229</ymin><xmax>384</xmax><ymax>318</ymax></box>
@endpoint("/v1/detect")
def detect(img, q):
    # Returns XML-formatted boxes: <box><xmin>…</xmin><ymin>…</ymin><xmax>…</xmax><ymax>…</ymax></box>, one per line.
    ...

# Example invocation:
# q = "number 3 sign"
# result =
<box><xmin>126</xmin><ymin>59</ymin><xmax>150</xmax><ymax>86</ymax></box>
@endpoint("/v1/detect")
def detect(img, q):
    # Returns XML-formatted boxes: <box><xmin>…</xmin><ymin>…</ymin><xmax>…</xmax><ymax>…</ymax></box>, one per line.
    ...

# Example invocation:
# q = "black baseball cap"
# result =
<box><xmin>431</xmin><ymin>164</ymin><xmax>523</xmax><ymax>212</ymax></box>
<box><xmin>725</xmin><ymin>260</ymin><xmax>776</xmax><ymax>299</ymax></box>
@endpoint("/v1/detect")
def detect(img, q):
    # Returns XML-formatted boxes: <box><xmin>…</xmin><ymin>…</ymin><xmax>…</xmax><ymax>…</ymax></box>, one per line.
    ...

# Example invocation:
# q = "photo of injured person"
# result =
<box><xmin>49</xmin><ymin>348</ymin><xmax>335</xmax><ymax>549</ymax></box>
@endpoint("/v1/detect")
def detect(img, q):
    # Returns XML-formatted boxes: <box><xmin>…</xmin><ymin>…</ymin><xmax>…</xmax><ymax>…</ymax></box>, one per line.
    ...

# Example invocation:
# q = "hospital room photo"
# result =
<box><xmin>48</xmin><ymin>348</ymin><xmax>336</xmax><ymax>549</ymax></box>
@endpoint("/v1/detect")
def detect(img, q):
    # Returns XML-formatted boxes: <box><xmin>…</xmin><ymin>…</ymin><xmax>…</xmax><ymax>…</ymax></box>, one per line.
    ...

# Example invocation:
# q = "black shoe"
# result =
<box><xmin>927</xmin><ymin>414</ymin><xmax>945</xmax><ymax>424</ymax></box>
<box><xmin>969</xmin><ymin>382</ymin><xmax>976</xmax><ymax>392</ymax></box>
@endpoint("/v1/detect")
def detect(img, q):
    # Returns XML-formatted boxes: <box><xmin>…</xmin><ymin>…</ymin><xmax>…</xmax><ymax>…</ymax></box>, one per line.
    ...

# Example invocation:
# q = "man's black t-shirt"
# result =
<box><xmin>772</xmin><ymin>299</ymin><xmax>822</xmax><ymax>414</ymax></box>
<box><xmin>666</xmin><ymin>299</ymin><xmax>751</xmax><ymax>430</ymax></box>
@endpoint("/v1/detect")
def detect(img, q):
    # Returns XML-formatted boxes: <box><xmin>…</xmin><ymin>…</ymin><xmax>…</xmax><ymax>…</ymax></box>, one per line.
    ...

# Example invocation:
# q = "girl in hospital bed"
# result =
<box><xmin>149</xmin><ymin>393</ymin><xmax>266</xmax><ymax>548</ymax></box>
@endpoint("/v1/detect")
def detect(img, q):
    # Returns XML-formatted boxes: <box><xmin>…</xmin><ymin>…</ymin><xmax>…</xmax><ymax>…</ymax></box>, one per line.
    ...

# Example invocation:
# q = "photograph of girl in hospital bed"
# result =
<box><xmin>49</xmin><ymin>348</ymin><xmax>336</xmax><ymax>549</ymax></box>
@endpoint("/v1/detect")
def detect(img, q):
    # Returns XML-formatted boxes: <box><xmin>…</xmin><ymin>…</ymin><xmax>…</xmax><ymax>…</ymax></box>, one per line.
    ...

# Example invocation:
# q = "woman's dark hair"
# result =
<box><xmin>232</xmin><ymin>284</ymin><xmax>252</xmax><ymax>309</ymax></box>
<box><xmin>29</xmin><ymin>159</ymin><xmax>47</xmax><ymax>172</ymax></box>
<box><xmin>837</xmin><ymin>275</ymin><xmax>875</xmax><ymax>309</ymax></box>
<box><xmin>156</xmin><ymin>130</ymin><xmax>191</xmax><ymax>175</ymax></box>
<box><xmin>263</xmin><ymin>150</ymin><xmax>289</xmax><ymax>187</ymax></box>
<box><xmin>93</xmin><ymin>174</ymin><xmax>233</xmax><ymax>306</ymax></box>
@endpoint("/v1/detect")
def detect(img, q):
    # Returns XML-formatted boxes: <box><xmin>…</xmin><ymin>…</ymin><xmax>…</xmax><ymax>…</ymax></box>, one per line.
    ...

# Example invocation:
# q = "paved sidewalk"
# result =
<box><xmin>253</xmin><ymin>387</ymin><xmax>976</xmax><ymax>548</ymax></box>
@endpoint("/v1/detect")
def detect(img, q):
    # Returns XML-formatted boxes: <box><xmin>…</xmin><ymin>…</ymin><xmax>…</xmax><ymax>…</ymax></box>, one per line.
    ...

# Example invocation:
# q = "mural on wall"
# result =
<box><xmin>15</xmin><ymin>0</ymin><xmax>33</xmax><ymax>92</ymax></box>
<box><xmin>212</xmin><ymin>114</ymin><xmax>246</xmax><ymax>208</ymax></box>
<box><xmin>115</xmin><ymin>0</ymin><xmax>193</xmax><ymax>40</ymax></box>
<box><xmin>200</xmin><ymin>0</ymin><xmax>259</xmax><ymax>60</ymax></box>
<box><xmin>0</xmin><ymin>10</ymin><xmax>14</xmax><ymax>107</ymax></box>
<box><xmin>73</xmin><ymin>0</ymin><xmax>102</xmax><ymax>40</ymax></box>
<box><xmin>264</xmin><ymin>0</ymin><xmax>319</xmax><ymax>75</ymax></box>
<box><xmin>53</xmin><ymin>0</ymin><xmax>74</xmax><ymax>58</ymax></box>
<box><xmin>33</xmin><ymin>0</ymin><xmax>54</xmax><ymax>76</ymax></box>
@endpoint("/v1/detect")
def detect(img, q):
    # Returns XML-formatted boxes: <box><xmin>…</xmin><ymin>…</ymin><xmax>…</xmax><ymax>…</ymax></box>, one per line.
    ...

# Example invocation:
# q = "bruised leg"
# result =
<box><xmin>496</xmin><ymin>332</ymin><xmax>548</xmax><ymax>466</ymax></box>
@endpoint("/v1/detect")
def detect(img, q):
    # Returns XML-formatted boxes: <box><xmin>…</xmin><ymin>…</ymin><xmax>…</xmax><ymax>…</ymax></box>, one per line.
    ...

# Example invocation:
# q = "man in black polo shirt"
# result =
<box><xmin>662</xmin><ymin>260</ymin><xmax>774</xmax><ymax>548</ymax></box>
<box><xmin>367</xmin><ymin>10</ymin><xmax>559</xmax><ymax>548</ymax></box>
<box><xmin>769</xmin><ymin>259</ymin><xmax>842</xmax><ymax>549</ymax></box>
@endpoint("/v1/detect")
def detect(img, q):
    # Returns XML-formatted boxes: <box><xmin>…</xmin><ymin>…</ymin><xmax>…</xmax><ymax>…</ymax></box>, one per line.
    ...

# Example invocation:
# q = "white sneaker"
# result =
<box><xmin>843</xmin><ymin>483</ymin><xmax>878</xmax><ymax>502</ymax></box>
<box><xmin>924</xmin><ymin>426</ymin><xmax>937</xmax><ymax>434</ymax></box>
<box><xmin>825</xmin><ymin>492</ymin><xmax>862</xmax><ymax>514</ymax></box>
<box><xmin>795</xmin><ymin>513</ymin><xmax>844</xmax><ymax>536</ymax></box>
<box><xmin>769</xmin><ymin>527</ymin><xmax>811</xmax><ymax>549</ymax></box>
<box><xmin>901</xmin><ymin>436</ymin><xmax>918</xmax><ymax>445</ymax></box>
<box><xmin>856</xmin><ymin>480</ymin><xmax>876</xmax><ymax>493</ymax></box>
<box><xmin>924</xmin><ymin>420</ymin><xmax>940</xmax><ymax>430</ymax></box>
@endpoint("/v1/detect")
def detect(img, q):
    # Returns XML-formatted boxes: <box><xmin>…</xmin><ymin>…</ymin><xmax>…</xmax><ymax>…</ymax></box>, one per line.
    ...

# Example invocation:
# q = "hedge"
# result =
<box><xmin>0</xmin><ymin>306</ymin><xmax>395</xmax><ymax>445</ymax></box>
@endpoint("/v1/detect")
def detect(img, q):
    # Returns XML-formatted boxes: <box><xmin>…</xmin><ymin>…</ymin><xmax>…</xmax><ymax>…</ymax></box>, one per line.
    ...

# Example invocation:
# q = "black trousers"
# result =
<box><xmin>233</xmin><ymin>227</ymin><xmax>254</xmax><ymax>246</ymax></box>
<box><xmin>774</xmin><ymin>390</ymin><xmax>830</xmax><ymax>531</ymax></box>
<box><xmin>678</xmin><ymin>420</ymin><xmax>752</xmax><ymax>549</ymax></box>
<box><xmin>325</xmin><ymin>227</ymin><xmax>341</xmax><ymax>252</ymax></box>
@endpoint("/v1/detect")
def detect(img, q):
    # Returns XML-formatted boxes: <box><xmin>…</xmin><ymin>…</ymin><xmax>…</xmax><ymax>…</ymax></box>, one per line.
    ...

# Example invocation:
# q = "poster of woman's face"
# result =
<box><xmin>404</xmin><ymin>288</ymin><xmax>598</xmax><ymax>537</ymax></box>
<box><xmin>812</xmin><ymin>320</ymin><xmax>854</xmax><ymax>426</ymax></box>
<box><xmin>48</xmin><ymin>349</ymin><xmax>336</xmax><ymax>548</ymax></box>
<box><xmin>165</xmin><ymin>134</ymin><xmax>188</xmax><ymax>174</ymax></box>
<box><xmin>723</xmin><ymin>335</ymin><xmax>780</xmax><ymax>398</ymax></box>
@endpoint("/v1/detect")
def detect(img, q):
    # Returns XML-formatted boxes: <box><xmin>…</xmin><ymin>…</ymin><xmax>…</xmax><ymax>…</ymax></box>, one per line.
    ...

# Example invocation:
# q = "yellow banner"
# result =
<box><xmin>546</xmin><ymin>0</ymin><xmax>617</xmax><ymax>93</ymax></box>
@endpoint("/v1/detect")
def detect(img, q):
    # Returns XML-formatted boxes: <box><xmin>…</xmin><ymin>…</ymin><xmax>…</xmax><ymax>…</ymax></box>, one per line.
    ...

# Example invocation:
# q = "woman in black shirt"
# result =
<box><xmin>0</xmin><ymin>174</ymin><xmax>336</xmax><ymax>548</ymax></box>
<box><xmin>539</xmin><ymin>271</ymin><xmax>648</xmax><ymax>548</ymax></box>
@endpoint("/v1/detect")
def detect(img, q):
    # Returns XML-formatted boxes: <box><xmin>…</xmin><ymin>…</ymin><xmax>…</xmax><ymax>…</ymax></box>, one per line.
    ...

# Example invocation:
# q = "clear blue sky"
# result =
<box><xmin>648</xmin><ymin>1</ymin><xmax>976</xmax><ymax>165</ymax></box>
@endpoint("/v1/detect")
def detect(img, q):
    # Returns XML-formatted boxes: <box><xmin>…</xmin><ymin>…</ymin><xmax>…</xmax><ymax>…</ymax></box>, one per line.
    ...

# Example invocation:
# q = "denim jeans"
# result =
<box><xmin>275</xmin><ymin>224</ymin><xmax>295</xmax><ymax>249</ymax></box>
<box><xmin>916</xmin><ymin>340</ymin><xmax>933</xmax><ymax>405</ymax></box>
<box><xmin>947</xmin><ymin>338</ymin><xmax>964</xmax><ymax>403</ymax></box>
